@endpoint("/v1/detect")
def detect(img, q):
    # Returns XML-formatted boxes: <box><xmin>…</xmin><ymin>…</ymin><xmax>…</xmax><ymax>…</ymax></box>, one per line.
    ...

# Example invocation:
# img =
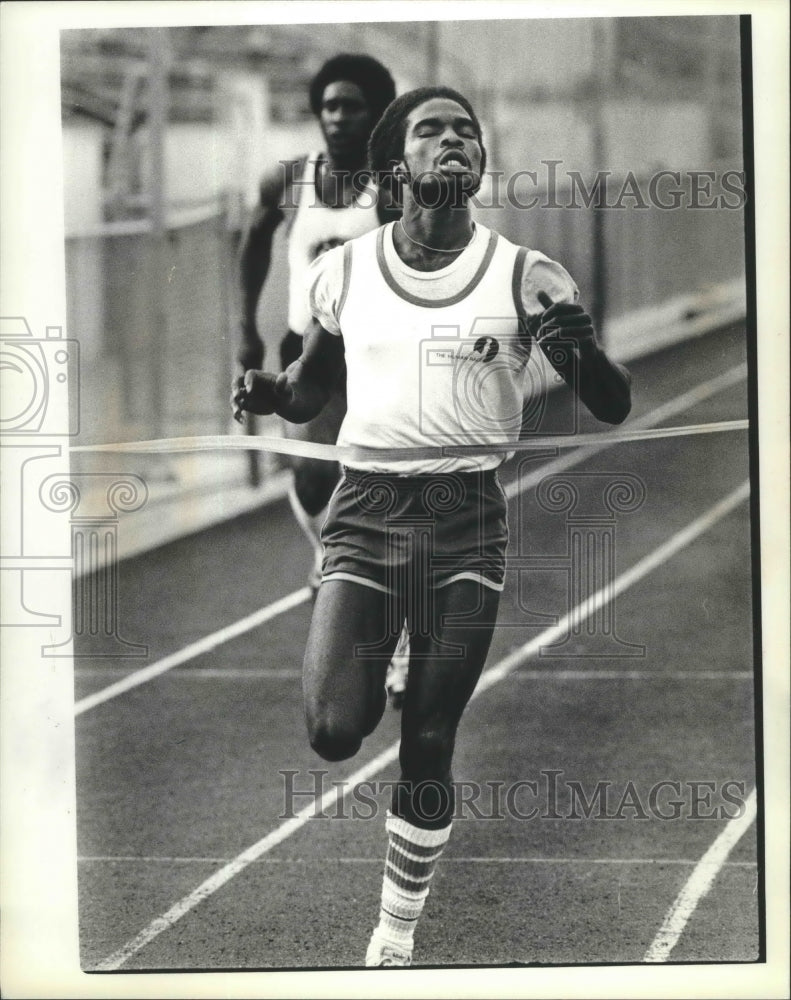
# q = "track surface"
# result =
<box><xmin>74</xmin><ymin>324</ymin><xmax>760</xmax><ymax>971</ymax></box>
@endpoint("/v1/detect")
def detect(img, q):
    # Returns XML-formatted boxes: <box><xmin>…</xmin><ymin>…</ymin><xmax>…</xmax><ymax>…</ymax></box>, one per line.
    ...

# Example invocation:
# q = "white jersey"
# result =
<box><xmin>286</xmin><ymin>153</ymin><xmax>380</xmax><ymax>334</ymax></box>
<box><xmin>308</xmin><ymin>222</ymin><xmax>579</xmax><ymax>474</ymax></box>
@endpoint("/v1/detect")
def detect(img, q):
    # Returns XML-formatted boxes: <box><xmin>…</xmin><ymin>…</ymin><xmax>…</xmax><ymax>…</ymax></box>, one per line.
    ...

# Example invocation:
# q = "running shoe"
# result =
<box><xmin>365</xmin><ymin>929</ymin><xmax>412</xmax><ymax>967</ymax></box>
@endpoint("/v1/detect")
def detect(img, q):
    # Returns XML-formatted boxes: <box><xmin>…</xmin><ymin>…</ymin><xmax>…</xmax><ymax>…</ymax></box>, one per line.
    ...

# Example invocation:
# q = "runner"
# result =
<box><xmin>238</xmin><ymin>54</ymin><xmax>408</xmax><ymax>703</ymax></box>
<box><xmin>232</xmin><ymin>85</ymin><xmax>632</xmax><ymax>966</ymax></box>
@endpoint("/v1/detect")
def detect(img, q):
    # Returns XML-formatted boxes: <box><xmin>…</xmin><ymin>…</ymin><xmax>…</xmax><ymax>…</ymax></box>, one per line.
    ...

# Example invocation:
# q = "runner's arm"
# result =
<box><xmin>232</xmin><ymin>318</ymin><xmax>344</xmax><ymax>424</ymax></box>
<box><xmin>536</xmin><ymin>291</ymin><xmax>632</xmax><ymax>425</ymax></box>
<box><xmin>237</xmin><ymin>163</ymin><xmax>295</xmax><ymax>370</ymax></box>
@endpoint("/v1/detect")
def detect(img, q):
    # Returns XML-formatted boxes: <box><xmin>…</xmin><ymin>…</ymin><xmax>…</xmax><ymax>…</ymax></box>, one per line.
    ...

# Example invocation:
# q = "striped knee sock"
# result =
<box><xmin>374</xmin><ymin>811</ymin><xmax>452</xmax><ymax>949</ymax></box>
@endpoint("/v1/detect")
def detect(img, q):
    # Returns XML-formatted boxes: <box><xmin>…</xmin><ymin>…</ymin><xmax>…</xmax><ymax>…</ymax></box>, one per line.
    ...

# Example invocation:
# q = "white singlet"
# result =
<box><xmin>286</xmin><ymin>153</ymin><xmax>381</xmax><ymax>334</ymax></box>
<box><xmin>308</xmin><ymin>222</ymin><xmax>579</xmax><ymax>474</ymax></box>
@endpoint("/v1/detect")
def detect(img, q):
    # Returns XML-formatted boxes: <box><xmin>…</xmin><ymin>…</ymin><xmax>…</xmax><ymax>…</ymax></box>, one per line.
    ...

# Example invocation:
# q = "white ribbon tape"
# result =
<box><xmin>70</xmin><ymin>419</ymin><xmax>749</xmax><ymax>462</ymax></box>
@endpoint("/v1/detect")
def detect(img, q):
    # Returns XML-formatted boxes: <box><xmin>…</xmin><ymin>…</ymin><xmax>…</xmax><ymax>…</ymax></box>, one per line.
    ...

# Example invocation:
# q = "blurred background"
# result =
<box><xmin>59</xmin><ymin>17</ymin><xmax>747</xmax><ymax>548</ymax></box>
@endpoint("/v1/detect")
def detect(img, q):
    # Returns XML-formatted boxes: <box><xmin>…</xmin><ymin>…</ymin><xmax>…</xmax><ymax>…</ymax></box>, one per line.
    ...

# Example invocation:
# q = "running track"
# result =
<box><xmin>73</xmin><ymin>323</ymin><xmax>760</xmax><ymax>971</ymax></box>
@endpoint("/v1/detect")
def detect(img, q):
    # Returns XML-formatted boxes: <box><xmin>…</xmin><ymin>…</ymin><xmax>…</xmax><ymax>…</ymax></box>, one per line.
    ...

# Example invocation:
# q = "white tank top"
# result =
<box><xmin>286</xmin><ymin>154</ymin><xmax>380</xmax><ymax>334</ymax></box>
<box><xmin>329</xmin><ymin>223</ymin><xmax>533</xmax><ymax>474</ymax></box>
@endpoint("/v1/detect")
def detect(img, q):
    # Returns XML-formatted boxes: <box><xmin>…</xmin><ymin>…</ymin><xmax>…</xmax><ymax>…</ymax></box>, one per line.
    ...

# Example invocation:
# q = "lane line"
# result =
<box><xmin>79</xmin><ymin>855</ymin><xmax>757</xmax><ymax>867</ymax></box>
<box><xmin>75</xmin><ymin>668</ymin><xmax>754</xmax><ymax>681</ymax></box>
<box><xmin>75</xmin><ymin>364</ymin><xmax>748</xmax><ymax>716</ymax></box>
<box><xmin>74</xmin><ymin>588</ymin><xmax>311</xmax><ymax>716</ymax></box>
<box><xmin>473</xmin><ymin>481</ymin><xmax>750</xmax><ymax>694</ymax></box>
<box><xmin>643</xmin><ymin>787</ymin><xmax>758</xmax><ymax>962</ymax></box>
<box><xmin>91</xmin><ymin>479</ymin><xmax>750</xmax><ymax>971</ymax></box>
<box><xmin>91</xmin><ymin>740</ymin><xmax>404</xmax><ymax>971</ymax></box>
<box><xmin>512</xmin><ymin>670</ymin><xmax>754</xmax><ymax>681</ymax></box>
<box><xmin>503</xmin><ymin>362</ymin><xmax>747</xmax><ymax>498</ymax></box>
<box><xmin>75</xmin><ymin>668</ymin><xmax>307</xmax><ymax>680</ymax></box>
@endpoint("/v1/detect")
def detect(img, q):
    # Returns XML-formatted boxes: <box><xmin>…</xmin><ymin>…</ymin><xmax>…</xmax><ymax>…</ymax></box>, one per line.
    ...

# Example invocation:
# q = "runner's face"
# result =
<box><xmin>398</xmin><ymin>97</ymin><xmax>482</xmax><ymax>193</ymax></box>
<box><xmin>319</xmin><ymin>81</ymin><xmax>372</xmax><ymax>160</ymax></box>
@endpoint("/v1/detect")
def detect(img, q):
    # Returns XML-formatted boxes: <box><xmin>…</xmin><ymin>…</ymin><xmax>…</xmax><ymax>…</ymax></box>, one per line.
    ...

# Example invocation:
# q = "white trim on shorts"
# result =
<box><xmin>321</xmin><ymin>569</ymin><xmax>504</xmax><ymax>594</ymax></box>
<box><xmin>321</xmin><ymin>571</ymin><xmax>394</xmax><ymax>594</ymax></box>
<box><xmin>434</xmin><ymin>571</ymin><xmax>505</xmax><ymax>592</ymax></box>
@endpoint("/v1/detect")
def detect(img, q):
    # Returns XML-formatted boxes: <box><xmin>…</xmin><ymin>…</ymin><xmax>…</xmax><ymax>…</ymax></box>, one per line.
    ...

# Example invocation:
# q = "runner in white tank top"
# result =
<box><xmin>233</xmin><ymin>86</ymin><xmax>632</xmax><ymax>969</ymax></box>
<box><xmin>237</xmin><ymin>54</ymin><xmax>398</xmax><ymax>591</ymax></box>
<box><xmin>308</xmin><ymin>220</ymin><xmax>580</xmax><ymax>474</ymax></box>
<box><xmin>285</xmin><ymin>152</ymin><xmax>381</xmax><ymax>336</ymax></box>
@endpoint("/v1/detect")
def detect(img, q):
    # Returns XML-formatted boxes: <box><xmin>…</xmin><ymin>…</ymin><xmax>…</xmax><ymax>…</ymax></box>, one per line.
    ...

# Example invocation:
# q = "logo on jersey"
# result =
<box><xmin>428</xmin><ymin>336</ymin><xmax>500</xmax><ymax>366</ymax></box>
<box><xmin>471</xmin><ymin>336</ymin><xmax>500</xmax><ymax>362</ymax></box>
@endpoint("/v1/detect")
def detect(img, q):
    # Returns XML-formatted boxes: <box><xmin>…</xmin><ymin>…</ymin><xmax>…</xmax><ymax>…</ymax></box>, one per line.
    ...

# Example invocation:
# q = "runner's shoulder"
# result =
<box><xmin>517</xmin><ymin>248</ymin><xmax>579</xmax><ymax>319</ymax></box>
<box><xmin>258</xmin><ymin>156</ymin><xmax>311</xmax><ymax>211</ymax></box>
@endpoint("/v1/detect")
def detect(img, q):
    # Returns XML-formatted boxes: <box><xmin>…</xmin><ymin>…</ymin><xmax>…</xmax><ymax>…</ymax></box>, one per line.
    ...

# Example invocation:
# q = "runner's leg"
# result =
<box><xmin>303</xmin><ymin>579</ymin><xmax>405</xmax><ymax>760</ymax></box>
<box><xmin>367</xmin><ymin>579</ymin><xmax>500</xmax><ymax>963</ymax></box>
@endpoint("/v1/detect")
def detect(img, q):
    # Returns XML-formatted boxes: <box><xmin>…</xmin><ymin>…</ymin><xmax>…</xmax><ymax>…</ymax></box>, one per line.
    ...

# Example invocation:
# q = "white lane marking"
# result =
<box><xmin>475</xmin><ymin>481</ymin><xmax>750</xmax><ymax>694</ymax></box>
<box><xmin>73</xmin><ymin>588</ymin><xmax>311</xmax><ymax>716</ymax></box>
<box><xmin>503</xmin><ymin>362</ymin><xmax>747</xmax><ymax>499</ymax></box>
<box><xmin>79</xmin><ymin>855</ymin><xmax>757</xmax><ymax>867</ymax></box>
<box><xmin>91</xmin><ymin>480</ymin><xmax>750</xmax><ymax>971</ymax></box>
<box><xmin>74</xmin><ymin>668</ymin><xmax>753</xmax><ymax>681</ymax></box>
<box><xmin>75</xmin><ymin>668</ymin><xmax>306</xmax><ymax>679</ymax></box>
<box><xmin>75</xmin><ymin>364</ymin><xmax>748</xmax><ymax>715</ymax></box>
<box><xmin>91</xmin><ymin>740</ymin><xmax>404</xmax><ymax>971</ymax></box>
<box><xmin>511</xmin><ymin>670</ymin><xmax>754</xmax><ymax>681</ymax></box>
<box><xmin>643</xmin><ymin>786</ymin><xmax>758</xmax><ymax>962</ymax></box>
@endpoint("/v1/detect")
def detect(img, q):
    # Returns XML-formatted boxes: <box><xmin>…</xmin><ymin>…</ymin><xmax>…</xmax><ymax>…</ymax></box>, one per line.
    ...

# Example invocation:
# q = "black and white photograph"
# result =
<box><xmin>0</xmin><ymin>2</ymin><xmax>788</xmax><ymax>997</ymax></box>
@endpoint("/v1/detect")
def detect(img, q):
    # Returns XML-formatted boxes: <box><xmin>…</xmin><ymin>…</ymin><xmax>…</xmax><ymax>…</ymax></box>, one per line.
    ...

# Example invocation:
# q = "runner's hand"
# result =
<box><xmin>232</xmin><ymin>370</ymin><xmax>291</xmax><ymax>421</ymax></box>
<box><xmin>536</xmin><ymin>290</ymin><xmax>597</xmax><ymax>353</ymax></box>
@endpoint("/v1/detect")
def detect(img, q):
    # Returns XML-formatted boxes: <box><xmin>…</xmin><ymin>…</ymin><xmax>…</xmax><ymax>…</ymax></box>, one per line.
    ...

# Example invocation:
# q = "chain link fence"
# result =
<box><xmin>66</xmin><ymin>199</ymin><xmax>244</xmax><ymax>447</ymax></box>
<box><xmin>67</xmin><ymin>172</ymin><xmax>745</xmax><ymax>448</ymax></box>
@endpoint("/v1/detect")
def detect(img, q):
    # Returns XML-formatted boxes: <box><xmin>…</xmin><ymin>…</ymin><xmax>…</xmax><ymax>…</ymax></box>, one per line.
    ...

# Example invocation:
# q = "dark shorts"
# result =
<box><xmin>321</xmin><ymin>467</ymin><xmax>509</xmax><ymax>594</ymax></box>
<box><xmin>280</xmin><ymin>329</ymin><xmax>347</xmax><ymax>392</ymax></box>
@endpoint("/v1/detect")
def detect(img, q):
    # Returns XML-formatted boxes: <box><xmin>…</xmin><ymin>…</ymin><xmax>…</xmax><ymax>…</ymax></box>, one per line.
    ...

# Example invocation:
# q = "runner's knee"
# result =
<box><xmin>306</xmin><ymin>710</ymin><xmax>363</xmax><ymax>762</ymax></box>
